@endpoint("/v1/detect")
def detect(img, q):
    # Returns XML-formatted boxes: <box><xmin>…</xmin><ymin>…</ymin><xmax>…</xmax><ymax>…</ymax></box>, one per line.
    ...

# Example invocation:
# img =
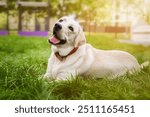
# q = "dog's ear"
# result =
<box><xmin>74</xmin><ymin>27</ymin><xmax>86</xmax><ymax>48</ymax></box>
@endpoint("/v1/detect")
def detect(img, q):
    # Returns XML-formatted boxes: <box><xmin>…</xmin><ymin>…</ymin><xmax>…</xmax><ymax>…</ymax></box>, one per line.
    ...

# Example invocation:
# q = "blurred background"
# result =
<box><xmin>0</xmin><ymin>0</ymin><xmax>150</xmax><ymax>38</ymax></box>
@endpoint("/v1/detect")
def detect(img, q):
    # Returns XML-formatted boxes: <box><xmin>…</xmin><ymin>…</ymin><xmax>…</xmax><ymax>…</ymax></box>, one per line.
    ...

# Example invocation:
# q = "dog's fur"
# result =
<box><xmin>44</xmin><ymin>16</ymin><xmax>148</xmax><ymax>80</ymax></box>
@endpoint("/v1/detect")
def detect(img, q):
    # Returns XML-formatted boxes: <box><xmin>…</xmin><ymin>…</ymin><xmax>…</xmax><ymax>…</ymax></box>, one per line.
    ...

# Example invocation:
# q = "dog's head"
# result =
<box><xmin>49</xmin><ymin>16</ymin><xmax>86</xmax><ymax>48</ymax></box>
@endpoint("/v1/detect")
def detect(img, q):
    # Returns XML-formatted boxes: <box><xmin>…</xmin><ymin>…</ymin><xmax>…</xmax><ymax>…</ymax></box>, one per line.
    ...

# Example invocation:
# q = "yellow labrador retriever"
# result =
<box><xmin>44</xmin><ymin>16</ymin><xmax>149</xmax><ymax>80</ymax></box>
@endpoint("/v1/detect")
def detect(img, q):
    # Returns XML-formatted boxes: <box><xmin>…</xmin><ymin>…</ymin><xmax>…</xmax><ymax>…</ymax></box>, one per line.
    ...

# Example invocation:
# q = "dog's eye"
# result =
<box><xmin>68</xmin><ymin>26</ymin><xmax>74</xmax><ymax>31</ymax></box>
<box><xmin>59</xmin><ymin>19</ymin><xmax>63</xmax><ymax>22</ymax></box>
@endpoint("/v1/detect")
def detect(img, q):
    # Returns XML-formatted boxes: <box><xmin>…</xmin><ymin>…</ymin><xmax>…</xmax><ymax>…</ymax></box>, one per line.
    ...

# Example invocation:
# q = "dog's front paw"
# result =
<box><xmin>44</xmin><ymin>73</ymin><xmax>51</xmax><ymax>78</ymax></box>
<box><xmin>43</xmin><ymin>73</ymin><xmax>54</xmax><ymax>81</ymax></box>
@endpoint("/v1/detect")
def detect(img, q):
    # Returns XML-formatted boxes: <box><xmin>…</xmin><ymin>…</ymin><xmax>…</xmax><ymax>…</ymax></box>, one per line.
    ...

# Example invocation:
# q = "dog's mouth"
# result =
<box><xmin>49</xmin><ymin>36</ymin><xmax>66</xmax><ymax>45</ymax></box>
<box><xmin>49</xmin><ymin>31</ymin><xmax>66</xmax><ymax>45</ymax></box>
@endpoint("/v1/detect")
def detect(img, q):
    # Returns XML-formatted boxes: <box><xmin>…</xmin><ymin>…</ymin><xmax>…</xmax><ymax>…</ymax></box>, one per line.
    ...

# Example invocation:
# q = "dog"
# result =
<box><xmin>44</xmin><ymin>16</ymin><xmax>149</xmax><ymax>81</ymax></box>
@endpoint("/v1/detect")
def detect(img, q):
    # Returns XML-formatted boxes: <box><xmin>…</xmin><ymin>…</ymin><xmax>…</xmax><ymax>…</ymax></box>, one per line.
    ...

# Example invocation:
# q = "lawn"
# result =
<box><xmin>0</xmin><ymin>34</ymin><xmax>150</xmax><ymax>100</ymax></box>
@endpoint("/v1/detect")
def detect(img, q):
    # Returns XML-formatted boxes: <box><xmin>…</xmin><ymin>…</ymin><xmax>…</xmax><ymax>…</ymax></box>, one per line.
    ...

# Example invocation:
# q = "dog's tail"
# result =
<box><xmin>140</xmin><ymin>61</ymin><xmax>149</xmax><ymax>69</ymax></box>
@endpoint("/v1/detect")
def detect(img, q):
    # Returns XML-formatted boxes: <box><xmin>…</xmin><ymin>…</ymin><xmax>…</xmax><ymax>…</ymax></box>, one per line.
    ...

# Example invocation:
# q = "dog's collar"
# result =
<box><xmin>55</xmin><ymin>47</ymin><xmax>78</xmax><ymax>61</ymax></box>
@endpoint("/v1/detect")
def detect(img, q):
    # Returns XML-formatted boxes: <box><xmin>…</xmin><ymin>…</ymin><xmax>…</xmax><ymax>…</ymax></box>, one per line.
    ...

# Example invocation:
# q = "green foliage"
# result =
<box><xmin>0</xmin><ymin>34</ymin><xmax>150</xmax><ymax>100</ymax></box>
<box><xmin>1</xmin><ymin>0</ymin><xmax>150</xmax><ymax>24</ymax></box>
<box><xmin>0</xmin><ymin>13</ymin><xmax>7</xmax><ymax>29</ymax></box>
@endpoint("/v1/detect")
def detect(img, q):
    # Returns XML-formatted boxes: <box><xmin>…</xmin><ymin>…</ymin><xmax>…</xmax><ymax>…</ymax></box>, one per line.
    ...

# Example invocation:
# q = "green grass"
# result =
<box><xmin>0</xmin><ymin>34</ymin><xmax>150</xmax><ymax>100</ymax></box>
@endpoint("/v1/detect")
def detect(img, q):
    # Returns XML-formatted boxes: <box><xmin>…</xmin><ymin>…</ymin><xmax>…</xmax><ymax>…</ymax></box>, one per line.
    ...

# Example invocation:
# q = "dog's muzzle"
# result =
<box><xmin>53</xmin><ymin>23</ymin><xmax>62</xmax><ymax>39</ymax></box>
<box><xmin>48</xmin><ymin>23</ymin><xmax>66</xmax><ymax>45</ymax></box>
<box><xmin>54</xmin><ymin>23</ymin><xmax>62</xmax><ymax>31</ymax></box>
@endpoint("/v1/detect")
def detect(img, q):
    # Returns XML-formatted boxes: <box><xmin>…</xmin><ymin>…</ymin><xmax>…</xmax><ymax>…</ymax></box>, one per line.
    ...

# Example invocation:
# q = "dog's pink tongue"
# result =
<box><xmin>50</xmin><ymin>37</ymin><xmax>60</xmax><ymax>44</ymax></box>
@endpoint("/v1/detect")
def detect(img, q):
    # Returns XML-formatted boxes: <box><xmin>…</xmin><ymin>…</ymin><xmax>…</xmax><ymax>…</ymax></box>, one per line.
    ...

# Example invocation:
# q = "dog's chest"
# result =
<box><xmin>50</xmin><ymin>54</ymin><xmax>84</xmax><ymax>78</ymax></box>
<box><xmin>51</xmin><ymin>60</ymin><xmax>64</xmax><ymax>77</ymax></box>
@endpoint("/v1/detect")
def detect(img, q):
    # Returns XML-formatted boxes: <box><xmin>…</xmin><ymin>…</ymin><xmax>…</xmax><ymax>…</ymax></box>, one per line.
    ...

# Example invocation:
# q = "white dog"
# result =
<box><xmin>44</xmin><ymin>16</ymin><xmax>148</xmax><ymax>80</ymax></box>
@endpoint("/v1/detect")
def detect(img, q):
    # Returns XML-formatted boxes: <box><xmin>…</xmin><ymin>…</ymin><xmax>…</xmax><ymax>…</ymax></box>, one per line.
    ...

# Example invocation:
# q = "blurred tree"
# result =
<box><xmin>49</xmin><ymin>0</ymin><xmax>112</xmax><ymax>23</ymax></box>
<box><xmin>78</xmin><ymin>0</ymin><xmax>112</xmax><ymax>24</ymax></box>
<box><xmin>49</xmin><ymin>0</ymin><xmax>80</xmax><ymax>18</ymax></box>
<box><xmin>125</xmin><ymin>0</ymin><xmax>150</xmax><ymax>24</ymax></box>
<box><xmin>2</xmin><ymin>0</ymin><xmax>150</xmax><ymax>25</ymax></box>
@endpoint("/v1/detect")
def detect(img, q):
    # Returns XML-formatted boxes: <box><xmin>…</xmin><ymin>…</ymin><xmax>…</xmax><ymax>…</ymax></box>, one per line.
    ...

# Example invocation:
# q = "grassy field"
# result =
<box><xmin>0</xmin><ymin>34</ymin><xmax>150</xmax><ymax>100</ymax></box>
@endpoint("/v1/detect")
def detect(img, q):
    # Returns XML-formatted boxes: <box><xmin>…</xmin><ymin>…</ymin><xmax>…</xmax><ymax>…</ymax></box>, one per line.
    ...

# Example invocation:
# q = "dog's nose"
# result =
<box><xmin>54</xmin><ymin>23</ymin><xmax>62</xmax><ymax>31</ymax></box>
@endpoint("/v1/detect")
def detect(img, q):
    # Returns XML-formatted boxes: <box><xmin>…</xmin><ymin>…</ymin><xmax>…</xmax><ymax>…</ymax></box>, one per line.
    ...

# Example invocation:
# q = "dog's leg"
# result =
<box><xmin>56</xmin><ymin>70</ymin><xmax>77</xmax><ymax>81</ymax></box>
<box><xmin>44</xmin><ymin>55</ymin><xmax>55</xmax><ymax>80</ymax></box>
